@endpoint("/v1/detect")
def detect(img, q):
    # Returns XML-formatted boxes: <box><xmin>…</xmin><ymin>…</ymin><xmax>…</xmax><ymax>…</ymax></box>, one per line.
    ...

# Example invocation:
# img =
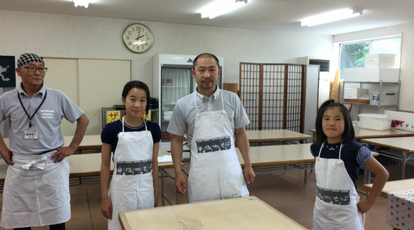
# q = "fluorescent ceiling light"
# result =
<box><xmin>73</xmin><ymin>0</ymin><xmax>89</xmax><ymax>8</ymax></box>
<box><xmin>300</xmin><ymin>8</ymin><xmax>363</xmax><ymax>27</ymax></box>
<box><xmin>200</xmin><ymin>0</ymin><xmax>249</xmax><ymax>19</ymax></box>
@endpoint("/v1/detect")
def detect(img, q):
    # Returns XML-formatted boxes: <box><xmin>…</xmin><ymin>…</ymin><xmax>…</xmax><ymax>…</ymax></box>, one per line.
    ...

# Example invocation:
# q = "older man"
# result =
<box><xmin>0</xmin><ymin>53</ymin><xmax>89</xmax><ymax>230</ymax></box>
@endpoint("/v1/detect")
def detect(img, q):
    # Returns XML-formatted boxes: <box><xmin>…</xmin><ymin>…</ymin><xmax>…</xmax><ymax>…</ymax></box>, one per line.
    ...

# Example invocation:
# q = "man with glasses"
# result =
<box><xmin>0</xmin><ymin>53</ymin><xmax>89</xmax><ymax>230</ymax></box>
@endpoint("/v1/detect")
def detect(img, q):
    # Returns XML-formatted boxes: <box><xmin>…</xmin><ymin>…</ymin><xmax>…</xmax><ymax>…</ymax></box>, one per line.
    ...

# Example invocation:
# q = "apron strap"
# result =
<box><xmin>121</xmin><ymin>116</ymin><xmax>148</xmax><ymax>135</ymax></box>
<box><xmin>193</xmin><ymin>93</ymin><xmax>200</xmax><ymax>114</ymax></box>
<box><xmin>121</xmin><ymin>116</ymin><xmax>125</xmax><ymax>133</ymax></box>
<box><xmin>317</xmin><ymin>141</ymin><xmax>344</xmax><ymax>162</ymax></box>
<box><xmin>317</xmin><ymin>142</ymin><xmax>325</xmax><ymax>160</ymax></box>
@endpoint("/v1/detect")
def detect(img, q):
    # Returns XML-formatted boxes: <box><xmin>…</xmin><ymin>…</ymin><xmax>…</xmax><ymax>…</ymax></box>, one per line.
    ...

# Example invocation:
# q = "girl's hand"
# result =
<box><xmin>101</xmin><ymin>197</ymin><xmax>113</xmax><ymax>219</ymax></box>
<box><xmin>357</xmin><ymin>199</ymin><xmax>374</xmax><ymax>214</ymax></box>
<box><xmin>244</xmin><ymin>166</ymin><xmax>256</xmax><ymax>184</ymax></box>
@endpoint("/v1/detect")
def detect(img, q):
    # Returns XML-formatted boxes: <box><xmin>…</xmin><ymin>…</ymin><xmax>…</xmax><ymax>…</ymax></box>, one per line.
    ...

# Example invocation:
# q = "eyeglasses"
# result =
<box><xmin>23</xmin><ymin>66</ymin><xmax>48</xmax><ymax>73</ymax></box>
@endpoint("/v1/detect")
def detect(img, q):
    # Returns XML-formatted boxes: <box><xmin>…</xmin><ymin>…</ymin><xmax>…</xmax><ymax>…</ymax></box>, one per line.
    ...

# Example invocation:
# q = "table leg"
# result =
<box><xmin>161</xmin><ymin>171</ymin><xmax>165</xmax><ymax>206</ymax></box>
<box><xmin>304</xmin><ymin>166</ymin><xmax>307</xmax><ymax>184</ymax></box>
<box><xmin>402</xmin><ymin>151</ymin><xmax>407</xmax><ymax>179</ymax></box>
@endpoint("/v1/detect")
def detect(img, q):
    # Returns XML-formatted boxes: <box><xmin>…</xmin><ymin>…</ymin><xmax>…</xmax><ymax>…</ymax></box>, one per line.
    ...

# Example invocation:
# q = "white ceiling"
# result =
<box><xmin>2</xmin><ymin>0</ymin><xmax>414</xmax><ymax>35</ymax></box>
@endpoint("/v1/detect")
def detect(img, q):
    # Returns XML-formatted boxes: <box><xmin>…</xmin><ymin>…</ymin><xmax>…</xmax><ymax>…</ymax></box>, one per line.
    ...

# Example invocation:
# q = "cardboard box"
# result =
<box><xmin>359</xmin><ymin>113</ymin><xmax>391</xmax><ymax>131</ymax></box>
<box><xmin>365</xmin><ymin>54</ymin><xmax>396</xmax><ymax>68</ymax></box>
<box><xmin>343</xmin><ymin>68</ymin><xmax>399</xmax><ymax>82</ymax></box>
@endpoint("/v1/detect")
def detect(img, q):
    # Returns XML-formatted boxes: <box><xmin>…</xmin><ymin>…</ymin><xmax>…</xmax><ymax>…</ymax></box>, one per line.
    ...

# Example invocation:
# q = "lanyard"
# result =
<box><xmin>17</xmin><ymin>90</ymin><xmax>48</xmax><ymax>128</ymax></box>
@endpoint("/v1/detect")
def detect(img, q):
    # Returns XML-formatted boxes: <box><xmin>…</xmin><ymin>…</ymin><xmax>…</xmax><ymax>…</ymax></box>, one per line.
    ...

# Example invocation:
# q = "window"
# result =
<box><xmin>339</xmin><ymin>35</ymin><xmax>401</xmax><ymax>79</ymax></box>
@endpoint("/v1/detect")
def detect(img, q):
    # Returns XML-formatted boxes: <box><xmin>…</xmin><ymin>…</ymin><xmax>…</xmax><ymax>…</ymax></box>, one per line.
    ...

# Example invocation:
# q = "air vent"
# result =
<box><xmin>309</xmin><ymin>59</ymin><xmax>330</xmax><ymax>72</ymax></box>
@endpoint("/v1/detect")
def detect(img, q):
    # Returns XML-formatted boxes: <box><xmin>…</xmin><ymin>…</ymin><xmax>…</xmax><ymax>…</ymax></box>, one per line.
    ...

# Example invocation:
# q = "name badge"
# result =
<box><xmin>24</xmin><ymin>130</ymin><xmax>39</xmax><ymax>140</ymax></box>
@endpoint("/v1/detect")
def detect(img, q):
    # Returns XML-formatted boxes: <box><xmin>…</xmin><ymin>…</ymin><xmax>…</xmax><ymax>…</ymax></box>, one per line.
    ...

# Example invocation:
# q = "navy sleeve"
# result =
<box><xmin>310</xmin><ymin>143</ymin><xmax>320</xmax><ymax>157</ymax></box>
<box><xmin>101</xmin><ymin>123</ymin><xmax>113</xmax><ymax>144</ymax></box>
<box><xmin>148</xmin><ymin>121</ymin><xmax>161</xmax><ymax>143</ymax></box>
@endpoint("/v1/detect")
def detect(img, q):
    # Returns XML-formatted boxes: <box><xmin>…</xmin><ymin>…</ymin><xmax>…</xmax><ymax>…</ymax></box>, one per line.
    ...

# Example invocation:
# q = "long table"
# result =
<box><xmin>119</xmin><ymin>196</ymin><xmax>307</xmax><ymax>230</ymax></box>
<box><xmin>3</xmin><ymin>135</ymin><xmax>102</xmax><ymax>153</ymax></box>
<box><xmin>364</xmin><ymin>178</ymin><xmax>414</xmax><ymax>198</ymax></box>
<box><xmin>360</xmin><ymin>136</ymin><xmax>414</xmax><ymax>179</ymax></box>
<box><xmin>246</xmin><ymin>129</ymin><xmax>312</xmax><ymax>144</ymax></box>
<box><xmin>237</xmin><ymin>143</ymin><xmax>379</xmax><ymax>185</ymax></box>
<box><xmin>4</xmin><ymin>130</ymin><xmax>313</xmax><ymax>153</ymax></box>
<box><xmin>0</xmin><ymin>150</ymin><xmax>177</xmax><ymax>205</ymax></box>
<box><xmin>237</xmin><ymin>143</ymin><xmax>314</xmax><ymax>183</ymax></box>
<box><xmin>310</xmin><ymin>128</ymin><xmax>414</xmax><ymax>140</ymax></box>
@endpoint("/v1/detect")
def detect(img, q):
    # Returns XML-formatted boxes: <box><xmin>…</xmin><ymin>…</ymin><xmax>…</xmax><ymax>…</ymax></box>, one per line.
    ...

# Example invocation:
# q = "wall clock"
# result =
<box><xmin>122</xmin><ymin>23</ymin><xmax>154</xmax><ymax>53</ymax></box>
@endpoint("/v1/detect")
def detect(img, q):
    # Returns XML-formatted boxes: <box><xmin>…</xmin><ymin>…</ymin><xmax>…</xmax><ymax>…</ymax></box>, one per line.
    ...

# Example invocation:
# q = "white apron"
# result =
<box><xmin>108</xmin><ymin>118</ymin><xmax>154</xmax><ymax>230</ymax></box>
<box><xmin>313</xmin><ymin>142</ymin><xmax>365</xmax><ymax>230</ymax></box>
<box><xmin>1</xmin><ymin>151</ymin><xmax>70</xmax><ymax>228</ymax></box>
<box><xmin>188</xmin><ymin>92</ymin><xmax>249</xmax><ymax>203</ymax></box>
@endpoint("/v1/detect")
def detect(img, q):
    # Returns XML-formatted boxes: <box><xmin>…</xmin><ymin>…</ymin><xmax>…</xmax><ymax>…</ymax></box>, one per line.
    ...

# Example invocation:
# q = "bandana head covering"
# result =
<box><xmin>17</xmin><ymin>53</ymin><xmax>45</xmax><ymax>68</ymax></box>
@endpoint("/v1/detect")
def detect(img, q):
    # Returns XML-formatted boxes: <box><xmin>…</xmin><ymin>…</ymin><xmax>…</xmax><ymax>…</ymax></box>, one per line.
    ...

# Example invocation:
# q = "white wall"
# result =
<box><xmin>0</xmin><ymin>10</ymin><xmax>333</xmax><ymax>92</ymax></box>
<box><xmin>333</xmin><ymin>23</ymin><xmax>414</xmax><ymax>111</ymax></box>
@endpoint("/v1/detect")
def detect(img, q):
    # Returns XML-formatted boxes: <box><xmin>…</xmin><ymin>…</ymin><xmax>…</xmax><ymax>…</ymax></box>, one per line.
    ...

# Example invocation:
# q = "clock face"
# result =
<box><xmin>122</xmin><ymin>23</ymin><xmax>154</xmax><ymax>53</ymax></box>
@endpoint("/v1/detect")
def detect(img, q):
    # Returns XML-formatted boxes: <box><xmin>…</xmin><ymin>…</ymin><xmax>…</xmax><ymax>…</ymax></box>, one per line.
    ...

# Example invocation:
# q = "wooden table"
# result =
<box><xmin>310</xmin><ymin>128</ymin><xmax>414</xmax><ymax>140</ymax></box>
<box><xmin>247</xmin><ymin>129</ymin><xmax>312</xmax><ymax>143</ymax></box>
<box><xmin>118</xmin><ymin>196</ymin><xmax>307</xmax><ymax>230</ymax></box>
<box><xmin>237</xmin><ymin>143</ymin><xmax>378</xmax><ymax>185</ymax></box>
<box><xmin>3</xmin><ymin>135</ymin><xmax>103</xmax><ymax>153</ymax></box>
<box><xmin>64</xmin><ymin>135</ymin><xmax>101</xmax><ymax>150</ymax></box>
<box><xmin>360</xmin><ymin>136</ymin><xmax>414</xmax><ymax>179</ymax></box>
<box><xmin>237</xmin><ymin>143</ymin><xmax>314</xmax><ymax>183</ymax></box>
<box><xmin>364</xmin><ymin>178</ymin><xmax>414</xmax><ymax>198</ymax></box>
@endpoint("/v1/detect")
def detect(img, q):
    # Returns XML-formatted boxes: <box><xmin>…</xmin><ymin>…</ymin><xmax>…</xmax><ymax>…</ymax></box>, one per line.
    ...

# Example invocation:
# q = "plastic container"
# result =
<box><xmin>365</xmin><ymin>54</ymin><xmax>395</xmax><ymax>68</ymax></box>
<box><xmin>358</xmin><ymin>113</ymin><xmax>391</xmax><ymax>131</ymax></box>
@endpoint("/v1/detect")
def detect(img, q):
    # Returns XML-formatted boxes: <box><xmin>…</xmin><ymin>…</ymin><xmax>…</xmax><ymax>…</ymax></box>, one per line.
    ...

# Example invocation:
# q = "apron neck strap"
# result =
<box><xmin>193</xmin><ymin>93</ymin><xmax>200</xmax><ymax>114</ymax></box>
<box><xmin>121</xmin><ymin>116</ymin><xmax>147</xmax><ymax>133</ymax></box>
<box><xmin>121</xmin><ymin>116</ymin><xmax>125</xmax><ymax>132</ymax></box>
<box><xmin>318</xmin><ymin>141</ymin><xmax>344</xmax><ymax>160</ymax></box>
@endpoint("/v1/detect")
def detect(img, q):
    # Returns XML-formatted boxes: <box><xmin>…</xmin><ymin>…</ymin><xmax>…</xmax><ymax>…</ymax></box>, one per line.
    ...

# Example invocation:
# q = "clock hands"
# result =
<box><xmin>135</xmin><ymin>30</ymin><xmax>141</xmax><ymax>41</ymax></box>
<box><xmin>134</xmin><ymin>30</ymin><xmax>145</xmax><ymax>44</ymax></box>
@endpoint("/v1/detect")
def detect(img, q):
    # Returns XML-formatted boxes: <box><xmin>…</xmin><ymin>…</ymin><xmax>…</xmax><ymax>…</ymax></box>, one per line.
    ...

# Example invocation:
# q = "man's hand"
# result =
<box><xmin>1</xmin><ymin>149</ymin><xmax>14</xmax><ymax>165</ymax></box>
<box><xmin>51</xmin><ymin>146</ymin><xmax>76</xmax><ymax>163</ymax></box>
<box><xmin>244</xmin><ymin>166</ymin><xmax>255</xmax><ymax>184</ymax></box>
<box><xmin>175</xmin><ymin>173</ymin><xmax>187</xmax><ymax>195</ymax></box>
